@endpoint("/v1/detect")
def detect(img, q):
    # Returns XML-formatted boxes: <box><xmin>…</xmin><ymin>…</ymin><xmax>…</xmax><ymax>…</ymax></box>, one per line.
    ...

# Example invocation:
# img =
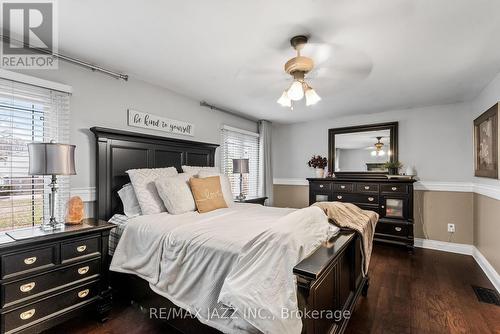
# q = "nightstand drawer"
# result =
<box><xmin>355</xmin><ymin>183</ymin><xmax>379</xmax><ymax>193</ymax></box>
<box><xmin>1</xmin><ymin>246</ymin><xmax>56</xmax><ymax>279</ymax></box>
<box><xmin>2</xmin><ymin>259</ymin><xmax>100</xmax><ymax>308</ymax></box>
<box><xmin>3</xmin><ymin>281</ymin><xmax>99</xmax><ymax>334</ymax></box>
<box><xmin>61</xmin><ymin>236</ymin><xmax>100</xmax><ymax>263</ymax></box>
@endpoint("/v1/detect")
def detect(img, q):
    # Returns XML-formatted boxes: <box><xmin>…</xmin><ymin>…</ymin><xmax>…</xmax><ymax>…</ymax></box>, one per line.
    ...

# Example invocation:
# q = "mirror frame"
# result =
<box><xmin>328</xmin><ymin>121</ymin><xmax>398</xmax><ymax>178</ymax></box>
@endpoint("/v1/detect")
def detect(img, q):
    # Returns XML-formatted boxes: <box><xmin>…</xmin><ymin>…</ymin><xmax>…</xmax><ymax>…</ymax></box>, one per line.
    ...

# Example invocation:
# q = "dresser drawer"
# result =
<box><xmin>61</xmin><ymin>236</ymin><xmax>100</xmax><ymax>263</ymax></box>
<box><xmin>2</xmin><ymin>258</ymin><xmax>100</xmax><ymax>308</ymax></box>
<box><xmin>333</xmin><ymin>193</ymin><xmax>378</xmax><ymax>205</ymax></box>
<box><xmin>381</xmin><ymin>184</ymin><xmax>408</xmax><ymax>194</ymax></box>
<box><xmin>355</xmin><ymin>183</ymin><xmax>379</xmax><ymax>193</ymax></box>
<box><xmin>3</xmin><ymin>281</ymin><xmax>99</xmax><ymax>334</ymax></box>
<box><xmin>333</xmin><ymin>183</ymin><xmax>353</xmax><ymax>192</ymax></box>
<box><xmin>310</xmin><ymin>181</ymin><xmax>332</xmax><ymax>193</ymax></box>
<box><xmin>1</xmin><ymin>246</ymin><xmax>56</xmax><ymax>279</ymax></box>
<box><xmin>375</xmin><ymin>222</ymin><xmax>410</xmax><ymax>238</ymax></box>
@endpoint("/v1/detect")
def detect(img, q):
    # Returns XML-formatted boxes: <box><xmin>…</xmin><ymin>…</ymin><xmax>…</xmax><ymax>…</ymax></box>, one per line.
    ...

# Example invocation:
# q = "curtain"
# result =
<box><xmin>258</xmin><ymin>120</ymin><xmax>273</xmax><ymax>205</ymax></box>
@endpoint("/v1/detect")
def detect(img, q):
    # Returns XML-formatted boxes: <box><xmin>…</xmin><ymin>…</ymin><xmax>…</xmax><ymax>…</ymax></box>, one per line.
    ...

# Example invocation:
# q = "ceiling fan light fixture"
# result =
<box><xmin>287</xmin><ymin>80</ymin><xmax>304</xmax><ymax>101</ymax></box>
<box><xmin>277</xmin><ymin>91</ymin><xmax>291</xmax><ymax>107</ymax></box>
<box><xmin>305</xmin><ymin>86</ymin><xmax>321</xmax><ymax>106</ymax></box>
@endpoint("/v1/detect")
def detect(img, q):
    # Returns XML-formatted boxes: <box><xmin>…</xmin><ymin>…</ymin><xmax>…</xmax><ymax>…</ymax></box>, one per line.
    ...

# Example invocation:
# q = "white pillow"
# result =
<box><xmin>197</xmin><ymin>170</ymin><xmax>234</xmax><ymax>207</ymax></box>
<box><xmin>117</xmin><ymin>183</ymin><xmax>142</xmax><ymax>218</ymax></box>
<box><xmin>182</xmin><ymin>165</ymin><xmax>219</xmax><ymax>176</ymax></box>
<box><xmin>126</xmin><ymin>167</ymin><xmax>178</xmax><ymax>215</ymax></box>
<box><xmin>155</xmin><ymin>173</ymin><xmax>196</xmax><ymax>215</ymax></box>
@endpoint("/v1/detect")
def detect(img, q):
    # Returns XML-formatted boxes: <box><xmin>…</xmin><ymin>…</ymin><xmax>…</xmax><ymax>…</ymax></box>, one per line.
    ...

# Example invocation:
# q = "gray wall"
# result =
<box><xmin>16</xmin><ymin>63</ymin><xmax>257</xmax><ymax>192</ymax></box>
<box><xmin>273</xmin><ymin>102</ymin><xmax>472</xmax><ymax>182</ymax></box>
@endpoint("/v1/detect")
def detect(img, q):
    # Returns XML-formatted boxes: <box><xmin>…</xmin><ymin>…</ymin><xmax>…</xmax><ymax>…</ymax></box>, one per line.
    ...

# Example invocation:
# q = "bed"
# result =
<box><xmin>91</xmin><ymin>127</ymin><xmax>369</xmax><ymax>334</ymax></box>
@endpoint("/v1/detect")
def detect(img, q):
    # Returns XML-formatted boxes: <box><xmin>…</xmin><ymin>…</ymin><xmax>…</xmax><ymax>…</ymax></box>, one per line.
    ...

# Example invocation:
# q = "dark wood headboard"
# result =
<box><xmin>91</xmin><ymin>127</ymin><xmax>218</xmax><ymax>220</ymax></box>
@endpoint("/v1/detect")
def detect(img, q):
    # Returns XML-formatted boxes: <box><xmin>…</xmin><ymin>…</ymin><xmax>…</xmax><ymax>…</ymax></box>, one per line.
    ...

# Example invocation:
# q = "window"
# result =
<box><xmin>0</xmin><ymin>78</ymin><xmax>70</xmax><ymax>230</ymax></box>
<box><xmin>220</xmin><ymin>125</ymin><xmax>260</xmax><ymax>198</ymax></box>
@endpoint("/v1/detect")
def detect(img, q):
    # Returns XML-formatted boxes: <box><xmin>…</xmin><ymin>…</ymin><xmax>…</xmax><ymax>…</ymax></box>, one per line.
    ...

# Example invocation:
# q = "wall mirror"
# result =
<box><xmin>328</xmin><ymin>122</ymin><xmax>398</xmax><ymax>176</ymax></box>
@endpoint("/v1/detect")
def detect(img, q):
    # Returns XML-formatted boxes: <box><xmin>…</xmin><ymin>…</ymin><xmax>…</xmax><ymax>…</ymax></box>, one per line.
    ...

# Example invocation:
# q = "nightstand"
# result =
<box><xmin>0</xmin><ymin>219</ymin><xmax>115</xmax><ymax>334</ymax></box>
<box><xmin>234</xmin><ymin>196</ymin><xmax>268</xmax><ymax>205</ymax></box>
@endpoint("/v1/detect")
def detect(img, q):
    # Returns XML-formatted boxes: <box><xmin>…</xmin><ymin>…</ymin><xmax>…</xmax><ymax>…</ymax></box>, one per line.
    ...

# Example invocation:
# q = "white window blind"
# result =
<box><xmin>221</xmin><ymin>126</ymin><xmax>260</xmax><ymax>198</ymax></box>
<box><xmin>0</xmin><ymin>78</ymin><xmax>70</xmax><ymax>230</ymax></box>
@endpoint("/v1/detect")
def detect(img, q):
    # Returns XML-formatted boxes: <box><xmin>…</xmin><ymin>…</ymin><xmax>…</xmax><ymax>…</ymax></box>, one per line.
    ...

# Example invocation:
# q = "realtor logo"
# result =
<box><xmin>0</xmin><ymin>0</ymin><xmax>58</xmax><ymax>69</ymax></box>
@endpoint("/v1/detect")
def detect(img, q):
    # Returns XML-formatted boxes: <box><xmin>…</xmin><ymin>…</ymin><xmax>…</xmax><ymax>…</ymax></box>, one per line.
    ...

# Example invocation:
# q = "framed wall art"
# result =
<box><xmin>474</xmin><ymin>103</ymin><xmax>499</xmax><ymax>179</ymax></box>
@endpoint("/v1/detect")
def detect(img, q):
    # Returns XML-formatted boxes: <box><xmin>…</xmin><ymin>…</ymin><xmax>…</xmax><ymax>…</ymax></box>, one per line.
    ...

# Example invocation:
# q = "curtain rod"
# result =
<box><xmin>200</xmin><ymin>101</ymin><xmax>257</xmax><ymax>122</ymax></box>
<box><xmin>0</xmin><ymin>35</ymin><xmax>129</xmax><ymax>81</ymax></box>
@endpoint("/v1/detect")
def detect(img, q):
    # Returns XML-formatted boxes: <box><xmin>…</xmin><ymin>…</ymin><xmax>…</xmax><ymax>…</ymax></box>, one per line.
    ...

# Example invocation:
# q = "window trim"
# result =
<box><xmin>0</xmin><ymin>69</ymin><xmax>72</xmax><ymax>94</ymax></box>
<box><xmin>222</xmin><ymin>125</ymin><xmax>259</xmax><ymax>138</ymax></box>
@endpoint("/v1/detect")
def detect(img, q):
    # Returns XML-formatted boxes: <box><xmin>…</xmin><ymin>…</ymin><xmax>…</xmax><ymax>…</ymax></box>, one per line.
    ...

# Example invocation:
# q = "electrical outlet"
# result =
<box><xmin>447</xmin><ymin>223</ymin><xmax>455</xmax><ymax>233</ymax></box>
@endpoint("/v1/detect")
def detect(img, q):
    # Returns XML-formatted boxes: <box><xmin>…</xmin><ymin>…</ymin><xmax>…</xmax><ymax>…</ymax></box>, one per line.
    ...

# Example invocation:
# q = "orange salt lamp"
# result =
<box><xmin>66</xmin><ymin>196</ymin><xmax>84</xmax><ymax>224</ymax></box>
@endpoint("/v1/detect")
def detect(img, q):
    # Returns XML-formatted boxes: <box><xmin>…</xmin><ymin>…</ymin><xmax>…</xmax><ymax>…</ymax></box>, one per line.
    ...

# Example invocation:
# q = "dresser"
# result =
<box><xmin>308</xmin><ymin>177</ymin><xmax>416</xmax><ymax>251</ymax></box>
<box><xmin>0</xmin><ymin>219</ymin><xmax>115</xmax><ymax>334</ymax></box>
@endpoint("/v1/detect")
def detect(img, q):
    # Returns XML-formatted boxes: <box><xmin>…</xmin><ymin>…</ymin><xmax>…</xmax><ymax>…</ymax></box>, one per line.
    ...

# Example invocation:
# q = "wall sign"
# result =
<box><xmin>127</xmin><ymin>109</ymin><xmax>194</xmax><ymax>137</ymax></box>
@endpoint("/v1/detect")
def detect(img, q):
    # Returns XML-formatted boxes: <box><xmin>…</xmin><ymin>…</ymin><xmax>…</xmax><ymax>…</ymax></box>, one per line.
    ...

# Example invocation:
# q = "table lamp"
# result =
<box><xmin>232</xmin><ymin>158</ymin><xmax>249</xmax><ymax>201</ymax></box>
<box><xmin>28</xmin><ymin>141</ymin><xmax>76</xmax><ymax>230</ymax></box>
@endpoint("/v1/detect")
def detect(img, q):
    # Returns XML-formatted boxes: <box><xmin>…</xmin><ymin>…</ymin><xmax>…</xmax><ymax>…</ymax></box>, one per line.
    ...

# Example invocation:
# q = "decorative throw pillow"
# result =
<box><xmin>189</xmin><ymin>176</ymin><xmax>228</xmax><ymax>213</ymax></box>
<box><xmin>182</xmin><ymin>165</ymin><xmax>219</xmax><ymax>176</ymax></box>
<box><xmin>126</xmin><ymin>167</ymin><xmax>178</xmax><ymax>215</ymax></box>
<box><xmin>117</xmin><ymin>183</ymin><xmax>142</xmax><ymax>217</ymax></box>
<box><xmin>197</xmin><ymin>170</ymin><xmax>234</xmax><ymax>207</ymax></box>
<box><xmin>155</xmin><ymin>173</ymin><xmax>196</xmax><ymax>215</ymax></box>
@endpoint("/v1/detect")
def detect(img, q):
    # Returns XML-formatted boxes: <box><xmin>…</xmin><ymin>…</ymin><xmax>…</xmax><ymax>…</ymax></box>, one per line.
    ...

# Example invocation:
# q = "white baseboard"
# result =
<box><xmin>472</xmin><ymin>247</ymin><xmax>500</xmax><ymax>293</ymax></box>
<box><xmin>414</xmin><ymin>238</ymin><xmax>474</xmax><ymax>255</ymax></box>
<box><xmin>414</xmin><ymin>238</ymin><xmax>500</xmax><ymax>293</ymax></box>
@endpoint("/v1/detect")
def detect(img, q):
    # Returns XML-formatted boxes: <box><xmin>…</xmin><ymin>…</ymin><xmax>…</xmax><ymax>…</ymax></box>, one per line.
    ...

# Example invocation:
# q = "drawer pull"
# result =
<box><xmin>368</xmin><ymin>197</ymin><xmax>374</xmax><ymax>202</ymax></box>
<box><xmin>76</xmin><ymin>245</ymin><xmax>87</xmax><ymax>253</ymax></box>
<box><xmin>395</xmin><ymin>227</ymin><xmax>402</xmax><ymax>232</ymax></box>
<box><xmin>20</xmin><ymin>309</ymin><xmax>35</xmax><ymax>320</ymax></box>
<box><xmin>78</xmin><ymin>289</ymin><xmax>90</xmax><ymax>298</ymax></box>
<box><xmin>78</xmin><ymin>266</ymin><xmax>90</xmax><ymax>275</ymax></box>
<box><xmin>23</xmin><ymin>256</ymin><xmax>37</xmax><ymax>265</ymax></box>
<box><xmin>364</xmin><ymin>186</ymin><xmax>370</xmax><ymax>190</ymax></box>
<box><xmin>392</xmin><ymin>187</ymin><xmax>397</xmax><ymax>191</ymax></box>
<box><xmin>340</xmin><ymin>185</ymin><xmax>346</xmax><ymax>189</ymax></box>
<box><xmin>20</xmin><ymin>282</ymin><xmax>36</xmax><ymax>293</ymax></box>
<box><xmin>319</xmin><ymin>184</ymin><xmax>324</xmax><ymax>188</ymax></box>
<box><xmin>337</xmin><ymin>195</ymin><xmax>343</xmax><ymax>200</ymax></box>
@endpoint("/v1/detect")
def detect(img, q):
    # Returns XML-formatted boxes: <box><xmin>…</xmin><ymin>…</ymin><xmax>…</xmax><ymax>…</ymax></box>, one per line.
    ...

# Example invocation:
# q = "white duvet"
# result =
<box><xmin>110</xmin><ymin>203</ymin><xmax>339</xmax><ymax>333</ymax></box>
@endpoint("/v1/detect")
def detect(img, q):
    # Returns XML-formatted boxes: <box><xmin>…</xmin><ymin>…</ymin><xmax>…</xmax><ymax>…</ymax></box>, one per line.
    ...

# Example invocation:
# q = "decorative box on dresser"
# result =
<box><xmin>0</xmin><ymin>219</ymin><xmax>115</xmax><ymax>334</ymax></box>
<box><xmin>308</xmin><ymin>177</ymin><xmax>416</xmax><ymax>251</ymax></box>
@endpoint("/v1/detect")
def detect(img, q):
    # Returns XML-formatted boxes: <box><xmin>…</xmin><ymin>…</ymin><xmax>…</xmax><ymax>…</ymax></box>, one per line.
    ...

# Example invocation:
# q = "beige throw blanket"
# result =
<box><xmin>313</xmin><ymin>202</ymin><xmax>379</xmax><ymax>276</ymax></box>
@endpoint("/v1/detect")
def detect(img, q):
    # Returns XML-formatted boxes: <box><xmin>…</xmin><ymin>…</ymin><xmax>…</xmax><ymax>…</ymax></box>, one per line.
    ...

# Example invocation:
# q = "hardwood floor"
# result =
<box><xmin>45</xmin><ymin>245</ymin><xmax>500</xmax><ymax>334</ymax></box>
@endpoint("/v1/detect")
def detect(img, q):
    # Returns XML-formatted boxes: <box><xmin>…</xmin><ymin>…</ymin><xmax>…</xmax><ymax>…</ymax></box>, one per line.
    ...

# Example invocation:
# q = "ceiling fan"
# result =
<box><xmin>277</xmin><ymin>35</ymin><xmax>321</xmax><ymax>109</ymax></box>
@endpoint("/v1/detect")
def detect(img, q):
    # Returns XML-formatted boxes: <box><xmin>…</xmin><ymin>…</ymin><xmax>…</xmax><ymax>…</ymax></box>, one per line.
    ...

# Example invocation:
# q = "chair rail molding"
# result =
<box><xmin>70</xmin><ymin>187</ymin><xmax>96</xmax><ymax>202</ymax></box>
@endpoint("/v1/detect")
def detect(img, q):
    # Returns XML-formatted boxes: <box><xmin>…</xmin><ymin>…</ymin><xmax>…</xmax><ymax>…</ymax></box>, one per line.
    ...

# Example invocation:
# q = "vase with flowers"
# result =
<box><xmin>307</xmin><ymin>155</ymin><xmax>328</xmax><ymax>178</ymax></box>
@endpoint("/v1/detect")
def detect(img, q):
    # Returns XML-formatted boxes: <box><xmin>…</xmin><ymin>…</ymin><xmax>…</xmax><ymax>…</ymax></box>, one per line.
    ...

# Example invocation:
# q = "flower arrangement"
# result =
<box><xmin>307</xmin><ymin>155</ymin><xmax>328</xmax><ymax>169</ymax></box>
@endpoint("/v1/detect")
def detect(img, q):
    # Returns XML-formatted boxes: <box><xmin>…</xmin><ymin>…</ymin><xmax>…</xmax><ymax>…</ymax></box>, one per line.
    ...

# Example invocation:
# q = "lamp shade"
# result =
<box><xmin>28</xmin><ymin>142</ymin><xmax>76</xmax><ymax>176</ymax></box>
<box><xmin>232</xmin><ymin>158</ymin><xmax>249</xmax><ymax>174</ymax></box>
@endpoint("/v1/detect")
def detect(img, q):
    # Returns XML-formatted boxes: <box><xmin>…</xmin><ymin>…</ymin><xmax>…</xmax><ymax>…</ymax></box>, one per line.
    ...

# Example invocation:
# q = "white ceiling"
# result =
<box><xmin>52</xmin><ymin>0</ymin><xmax>500</xmax><ymax>123</ymax></box>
